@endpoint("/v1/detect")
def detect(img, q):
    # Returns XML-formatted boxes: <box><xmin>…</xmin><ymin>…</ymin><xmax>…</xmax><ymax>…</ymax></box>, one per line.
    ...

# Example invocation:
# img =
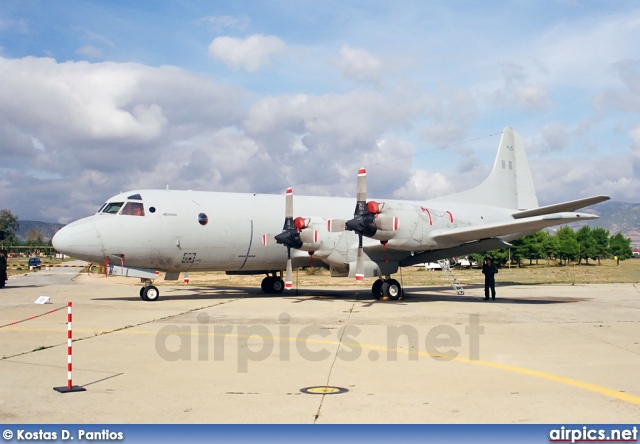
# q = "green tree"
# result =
<box><xmin>0</xmin><ymin>209</ymin><xmax>20</xmax><ymax>245</ymax></box>
<box><xmin>25</xmin><ymin>229</ymin><xmax>46</xmax><ymax>256</ymax></box>
<box><xmin>609</xmin><ymin>232</ymin><xmax>633</xmax><ymax>266</ymax></box>
<box><xmin>556</xmin><ymin>226</ymin><xmax>579</xmax><ymax>265</ymax></box>
<box><xmin>541</xmin><ymin>231</ymin><xmax>559</xmax><ymax>266</ymax></box>
<box><xmin>469</xmin><ymin>248</ymin><xmax>510</xmax><ymax>267</ymax></box>
<box><xmin>591</xmin><ymin>227</ymin><xmax>610</xmax><ymax>265</ymax></box>
<box><xmin>509</xmin><ymin>237</ymin><xmax>525</xmax><ymax>267</ymax></box>
<box><xmin>576</xmin><ymin>226</ymin><xmax>597</xmax><ymax>265</ymax></box>
<box><xmin>26</xmin><ymin>229</ymin><xmax>44</xmax><ymax>245</ymax></box>
<box><xmin>520</xmin><ymin>232</ymin><xmax>547</xmax><ymax>265</ymax></box>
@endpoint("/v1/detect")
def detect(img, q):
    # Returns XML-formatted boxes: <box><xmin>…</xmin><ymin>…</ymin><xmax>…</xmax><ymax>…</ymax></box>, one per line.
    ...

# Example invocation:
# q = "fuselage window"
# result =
<box><xmin>121</xmin><ymin>202</ymin><xmax>145</xmax><ymax>216</ymax></box>
<box><xmin>102</xmin><ymin>202</ymin><xmax>124</xmax><ymax>214</ymax></box>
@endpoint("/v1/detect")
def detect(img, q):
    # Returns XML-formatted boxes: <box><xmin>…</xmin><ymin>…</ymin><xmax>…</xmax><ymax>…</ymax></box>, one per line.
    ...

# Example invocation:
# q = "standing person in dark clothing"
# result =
<box><xmin>482</xmin><ymin>257</ymin><xmax>498</xmax><ymax>300</ymax></box>
<box><xmin>0</xmin><ymin>250</ymin><xmax>7</xmax><ymax>288</ymax></box>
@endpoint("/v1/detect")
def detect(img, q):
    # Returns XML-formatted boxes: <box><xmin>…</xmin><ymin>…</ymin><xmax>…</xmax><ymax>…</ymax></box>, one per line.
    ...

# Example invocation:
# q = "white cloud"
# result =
<box><xmin>535</xmin><ymin>124</ymin><xmax>570</xmax><ymax>153</ymax></box>
<box><xmin>0</xmin><ymin>56</ymin><xmax>245</xmax><ymax>221</ymax></box>
<box><xmin>208</xmin><ymin>34</ymin><xmax>287</xmax><ymax>72</ymax></box>
<box><xmin>490</xmin><ymin>63</ymin><xmax>551</xmax><ymax>111</ymax></box>
<box><xmin>0</xmin><ymin>15</ymin><xmax>28</xmax><ymax>33</ymax></box>
<box><xmin>76</xmin><ymin>45</ymin><xmax>103</xmax><ymax>59</ymax></box>
<box><xmin>393</xmin><ymin>170</ymin><xmax>455</xmax><ymax>200</ymax></box>
<box><xmin>333</xmin><ymin>45</ymin><xmax>382</xmax><ymax>83</ymax></box>
<box><xmin>532</xmin><ymin>153</ymin><xmax>640</xmax><ymax>206</ymax></box>
<box><xmin>195</xmin><ymin>15</ymin><xmax>250</xmax><ymax>32</ymax></box>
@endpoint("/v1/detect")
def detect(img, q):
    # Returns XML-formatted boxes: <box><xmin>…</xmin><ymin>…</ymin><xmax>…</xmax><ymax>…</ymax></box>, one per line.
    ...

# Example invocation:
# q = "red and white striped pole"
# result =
<box><xmin>54</xmin><ymin>302</ymin><xmax>86</xmax><ymax>393</ymax></box>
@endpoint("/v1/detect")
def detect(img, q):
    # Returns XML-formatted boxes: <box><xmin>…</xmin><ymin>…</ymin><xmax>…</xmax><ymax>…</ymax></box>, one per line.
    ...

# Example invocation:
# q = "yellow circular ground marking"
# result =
<box><xmin>301</xmin><ymin>386</ymin><xmax>348</xmax><ymax>395</ymax></box>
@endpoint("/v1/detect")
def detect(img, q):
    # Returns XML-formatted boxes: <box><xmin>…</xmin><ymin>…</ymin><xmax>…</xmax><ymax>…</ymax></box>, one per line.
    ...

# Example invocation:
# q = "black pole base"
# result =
<box><xmin>53</xmin><ymin>385</ymin><xmax>86</xmax><ymax>393</ymax></box>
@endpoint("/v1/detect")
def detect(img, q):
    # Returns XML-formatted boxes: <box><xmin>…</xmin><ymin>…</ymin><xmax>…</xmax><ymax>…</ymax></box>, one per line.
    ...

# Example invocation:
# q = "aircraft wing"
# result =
<box><xmin>512</xmin><ymin>196</ymin><xmax>609</xmax><ymax>219</ymax></box>
<box><xmin>429</xmin><ymin>212</ymin><xmax>598</xmax><ymax>244</ymax></box>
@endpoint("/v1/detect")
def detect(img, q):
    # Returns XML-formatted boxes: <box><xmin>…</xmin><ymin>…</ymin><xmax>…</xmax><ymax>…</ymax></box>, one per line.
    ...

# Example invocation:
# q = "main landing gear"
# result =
<box><xmin>261</xmin><ymin>272</ymin><xmax>285</xmax><ymax>294</ymax></box>
<box><xmin>372</xmin><ymin>277</ymin><xmax>403</xmax><ymax>301</ymax></box>
<box><xmin>139</xmin><ymin>279</ymin><xmax>160</xmax><ymax>301</ymax></box>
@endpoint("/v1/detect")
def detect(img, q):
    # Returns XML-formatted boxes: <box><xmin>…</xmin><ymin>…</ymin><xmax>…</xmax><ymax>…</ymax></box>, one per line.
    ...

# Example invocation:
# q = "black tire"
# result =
<box><xmin>381</xmin><ymin>279</ymin><xmax>402</xmax><ymax>300</ymax></box>
<box><xmin>139</xmin><ymin>287</ymin><xmax>146</xmax><ymax>300</ymax></box>
<box><xmin>371</xmin><ymin>280</ymin><xmax>383</xmax><ymax>299</ymax></box>
<box><xmin>261</xmin><ymin>276</ymin><xmax>272</xmax><ymax>293</ymax></box>
<box><xmin>271</xmin><ymin>278</ymin><xmax>285</xmax><ymax>294</ymax></box>
<box><xmin>142</xmin><ymin>286</ymin><xmax>160</xmax><ymax>301</ymax></box>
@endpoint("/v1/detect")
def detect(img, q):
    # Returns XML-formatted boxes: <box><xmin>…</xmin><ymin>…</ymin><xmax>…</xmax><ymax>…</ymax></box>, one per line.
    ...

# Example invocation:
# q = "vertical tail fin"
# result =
<box><xmin>434</xmin><ymin>127</ymin><xmax>539</xmax><ymax>210</ymax></box>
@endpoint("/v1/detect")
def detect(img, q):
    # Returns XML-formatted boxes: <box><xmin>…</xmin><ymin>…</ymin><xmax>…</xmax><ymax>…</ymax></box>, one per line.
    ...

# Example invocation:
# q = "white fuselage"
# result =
<box><xmin>52</xmin><ymin>189</ymin><xmax>516</xmax><ymax>276</ymax></box>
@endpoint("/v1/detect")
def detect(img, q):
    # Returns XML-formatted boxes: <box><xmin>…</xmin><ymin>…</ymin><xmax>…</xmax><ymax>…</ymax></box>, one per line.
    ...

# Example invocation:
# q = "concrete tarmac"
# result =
<box><xmin>1</xmin><ymin>267</ymin><xmax>639</xmax><ymax>424</ymax></box>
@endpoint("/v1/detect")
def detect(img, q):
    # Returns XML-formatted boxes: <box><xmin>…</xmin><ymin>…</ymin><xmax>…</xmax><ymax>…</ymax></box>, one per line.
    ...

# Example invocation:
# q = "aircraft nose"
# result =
<box><xmin>52</xmin><ymin>219</ymin><xmax>104</xmax><ymax>262</ymax></box>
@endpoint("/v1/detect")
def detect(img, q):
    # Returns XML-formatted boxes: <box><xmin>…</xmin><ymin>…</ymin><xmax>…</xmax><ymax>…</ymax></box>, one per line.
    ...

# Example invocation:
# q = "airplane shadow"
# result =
<box><xmin>1</xmin><ymin>284</ymin><xmax>41</xmax><ymax>289</ymax></box>
<box><xmin>91</xmin><ymin>284</ymin><xmax>585</xmax><ymax>305</ymax></box>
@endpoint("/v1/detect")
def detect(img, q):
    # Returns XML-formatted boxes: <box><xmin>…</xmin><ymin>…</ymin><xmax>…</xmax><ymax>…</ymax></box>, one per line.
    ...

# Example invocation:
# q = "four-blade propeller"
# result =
<box><xmin>263</xmin><ymin>188</ymin><xmax>317</xmax><ymax>290</ymax></box>
<box><xmin>266</xmin><ymin>169</ymin><xmax>399</xmax><ymax>286</ymax></box>
<box><xmin>328</xmin><ymin>168</ymin><xmax>399</xmax><ymax>282</ymax></box>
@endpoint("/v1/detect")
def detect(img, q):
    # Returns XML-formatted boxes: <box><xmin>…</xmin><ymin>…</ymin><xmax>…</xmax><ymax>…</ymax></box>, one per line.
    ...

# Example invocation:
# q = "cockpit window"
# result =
<box><xmin>121</xmin><ymin>202</ymin><xmax>145</xmax><ymax>216</ymax></box>
<box><xmin>97</xmin><ymin>203</ymin><xmax>107</xmax><ymax>213</ymax></box>
<box><xmin>102</xmin><ymin>202</ymin><xmax>124</xmax><ymax>214</ymax></box>
<box><xmin>127</xmin><ymin>194</ymin><xmax>142</xmax><ymax>200</ymax></box>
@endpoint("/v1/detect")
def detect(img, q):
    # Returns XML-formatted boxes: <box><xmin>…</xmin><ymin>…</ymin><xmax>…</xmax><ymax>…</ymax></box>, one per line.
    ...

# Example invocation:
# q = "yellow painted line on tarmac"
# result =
<box><xmin>3</xmin><ymin>325</ymin><xmax>640</xmax><ymax>406</ymax></box>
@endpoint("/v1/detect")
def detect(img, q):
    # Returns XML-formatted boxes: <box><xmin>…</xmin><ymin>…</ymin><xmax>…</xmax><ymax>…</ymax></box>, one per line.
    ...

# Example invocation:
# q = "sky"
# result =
<box><xmin>1</xmin><ymin>0</ymin><xmax>639</xmax><ymax>223</ymax></box>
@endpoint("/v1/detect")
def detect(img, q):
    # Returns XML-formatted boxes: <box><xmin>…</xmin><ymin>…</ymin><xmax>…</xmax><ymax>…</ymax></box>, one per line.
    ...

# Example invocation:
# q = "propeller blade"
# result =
<box><xmin>375</xmin><ymin>216</ymin><xmax>399</xmax><ymax>231</ymax></box>
<box><xmin>299</xmin><ymin>229</ymin><xmax>318</xmax><ymax>244</ymax></box>
<box><xmin>327</xmin><ymin>219</ymin><xmax>347</xmax><ymax>232</ymax></box>
<box><xmin>262</xmin><ymin>234</ymin><xmax>277</xmax><ymax>246</ymax></box>
<box><xmin>355</xmin><ymin>234</ymin><xmax>364</xmax><ymax>283</ymax></box>
<box><xmin>356</xmin><ymin>168</ymin><xmax>367</xmax><ymax>203</ymax></box>
<box><xmin>285</xmin><ymin>247</ymin><xmax>293</xmax><ymax>290</ymax></box>
<box><xmin>285</xmin><ymin>188</ymin><xmax>293</xmax><ymax>219</ymax></box>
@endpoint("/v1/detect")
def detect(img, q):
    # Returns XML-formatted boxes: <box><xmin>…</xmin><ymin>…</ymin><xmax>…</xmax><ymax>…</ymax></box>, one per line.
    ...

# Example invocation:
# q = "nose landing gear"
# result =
<box><xmin>139</xmin><ymin>279</ymin><xmax>160</xmax><ymax>301</ymax></box>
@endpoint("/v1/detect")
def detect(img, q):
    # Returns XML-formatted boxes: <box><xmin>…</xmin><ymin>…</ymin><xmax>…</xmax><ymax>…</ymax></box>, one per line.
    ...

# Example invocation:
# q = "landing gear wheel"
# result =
<box><xmin>261</xmin><ymin>276</ymin><xmax>285</xmax><ymax>294</ymax></box>
<box><xmin>271</xmin><ymin>278</ymin><xmax>285</xmax><ymax>294</ymax></box>
<box><xmin>371</xmin><ymin>280</ymin><xmax>384</xmax><ymax>300</ymax></box>
<box><xmin>261</xmin><ymin>276</ymin><xmax>272</xmax><ymax>293</ymax></box>
<box><xmin>381</xmin><ymin>279</ymin><xmax>402</xmax><ymax>300</ymax></box>
<box><xmin>139</xmin><ymin>287</ymin><xmax>145</xmax><ymax>300</ymax></box>
<box><xmin>141</xmin><ymin>285</ymin><xmax>160</xmax><ymax>301</ymax></box>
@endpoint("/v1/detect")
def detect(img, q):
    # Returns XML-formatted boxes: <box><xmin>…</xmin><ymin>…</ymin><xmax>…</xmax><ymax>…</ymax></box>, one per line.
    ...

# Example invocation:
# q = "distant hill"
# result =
<box><xmin>16</xmin><ymin>220</ymin><xmax>65</xmax><ymax>243</ymax></box>
<box><xmin>581</xmin><ymin>200</ymin><xmax>640</xmax><ymax>248</ymax></box>
<box><xmin>11</xmin><ymin>200</ymin><xmax>640</xmax><ymax>247</ymax></box>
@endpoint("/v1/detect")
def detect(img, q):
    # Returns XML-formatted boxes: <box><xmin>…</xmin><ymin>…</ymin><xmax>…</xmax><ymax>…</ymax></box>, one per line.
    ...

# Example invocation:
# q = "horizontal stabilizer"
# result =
<box><xmin>430</xmin><ymin>212</ymin><xmax>598</xmax><ymax>244</ymax></box>
<box><xmin>512</xmin><ymin>196</ymin><xmax>610</xmax><ymax>219</ymax></box>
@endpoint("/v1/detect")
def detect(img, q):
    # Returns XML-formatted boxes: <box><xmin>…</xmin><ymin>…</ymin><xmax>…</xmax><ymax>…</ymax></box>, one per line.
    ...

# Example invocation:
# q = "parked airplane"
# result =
<box><xmin>52</xmin><ymin>128</ymin><xmax>609</xmax><ymax>301</ymax></box>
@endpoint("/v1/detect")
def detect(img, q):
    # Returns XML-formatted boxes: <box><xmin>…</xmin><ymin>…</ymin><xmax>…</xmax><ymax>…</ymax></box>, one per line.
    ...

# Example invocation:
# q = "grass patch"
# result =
<box><xmin>173</xmin><ymin>258</ymin><xmax>639</xmax><ymax>288</ymax></box>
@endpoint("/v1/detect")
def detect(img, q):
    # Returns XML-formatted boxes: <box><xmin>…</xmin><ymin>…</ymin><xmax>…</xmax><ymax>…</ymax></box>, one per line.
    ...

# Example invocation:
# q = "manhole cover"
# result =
<box><xmin>300</xmin><ymin>386</ymin><xmax>349</xmax><ymax>395</ymax></box>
